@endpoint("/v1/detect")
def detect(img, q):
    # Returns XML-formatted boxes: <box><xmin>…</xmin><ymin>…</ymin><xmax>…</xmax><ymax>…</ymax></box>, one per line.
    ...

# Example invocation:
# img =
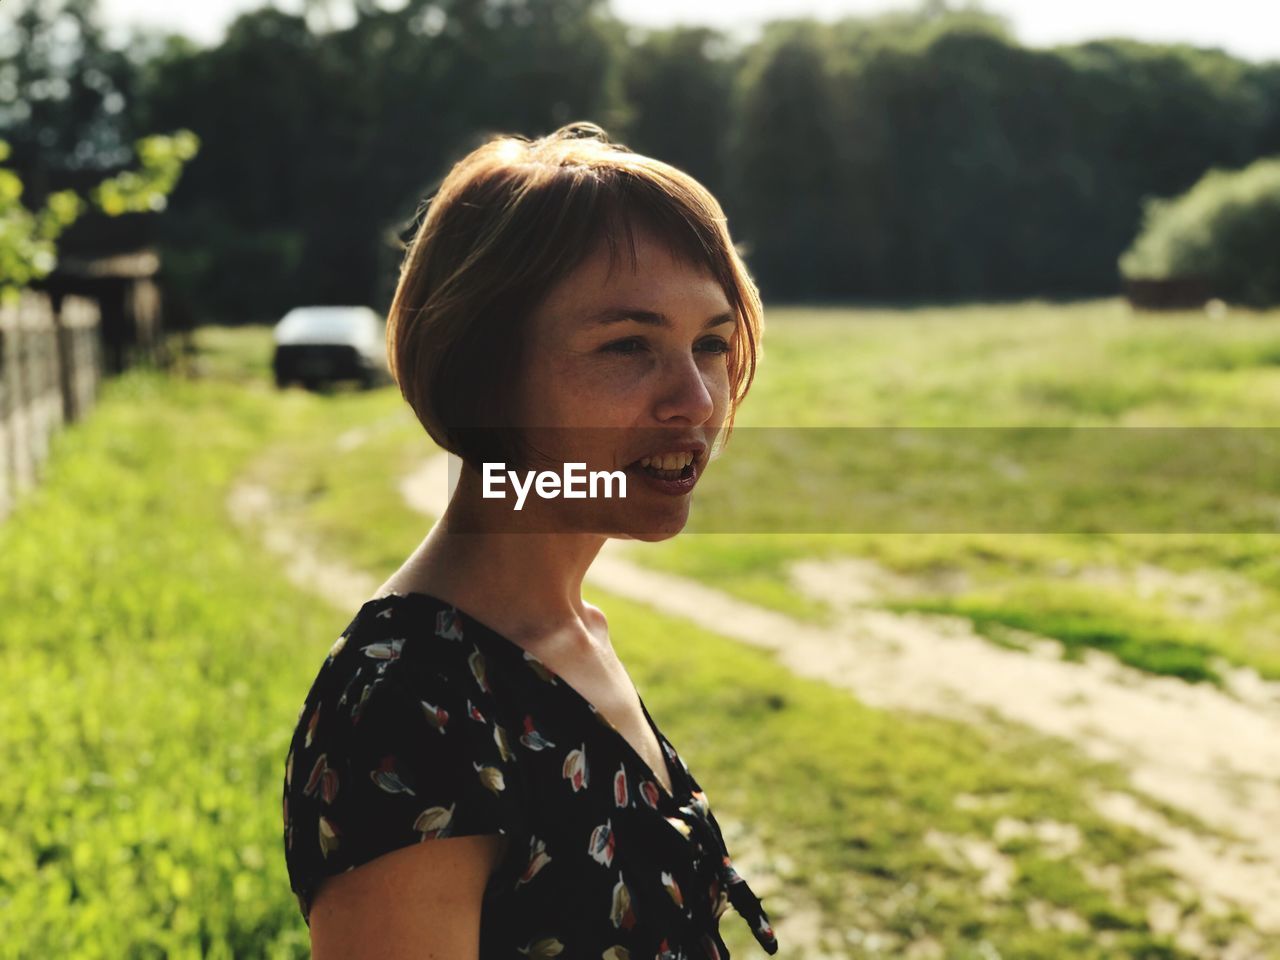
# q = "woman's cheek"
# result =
<box><xmin>703</xmin><ymin>363</ymin><xmax>732</xmax><ymax>409</ymax></box>
<box><xmin>556</xmin><ymin>364</ymin><xmax>651</xmax><ymax>424</ymax></box>
<box><xmin>581</xmin><ymin>356</ymin><xmax>653</xmax><ymax>392</ymax></box>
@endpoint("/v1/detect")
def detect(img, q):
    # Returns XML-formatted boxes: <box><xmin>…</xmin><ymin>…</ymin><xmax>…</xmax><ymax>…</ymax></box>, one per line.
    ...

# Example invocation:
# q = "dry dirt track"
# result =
<box><xmin>398</xmin><ymin>453</ymin><xmax>1280</xmax><ymax>952</ymax></box>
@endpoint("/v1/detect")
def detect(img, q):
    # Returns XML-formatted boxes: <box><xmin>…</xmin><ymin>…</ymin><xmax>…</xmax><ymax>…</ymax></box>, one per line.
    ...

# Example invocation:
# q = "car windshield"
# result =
<box><xmin>274</xmin><ymin>307</ymin><xmax>380</xmax><ymax>346</ymax></box>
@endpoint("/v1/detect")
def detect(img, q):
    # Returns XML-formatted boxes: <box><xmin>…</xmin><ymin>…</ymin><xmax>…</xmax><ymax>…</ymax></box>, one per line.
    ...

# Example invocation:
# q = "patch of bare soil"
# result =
<box><xmin>225</xmin><ymin>480</ymin><xmax>376</xmax><ymax>612</ymax></box>
<box><xmin>783</xmin><ymin>556</ymin><xmax>1280</xmax><ymax>940</ymax></box>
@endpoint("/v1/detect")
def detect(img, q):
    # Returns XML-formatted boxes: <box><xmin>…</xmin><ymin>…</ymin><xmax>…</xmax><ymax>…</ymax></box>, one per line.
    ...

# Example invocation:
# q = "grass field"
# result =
<box><xmin>633</xmin><ymin>299</ymin><xmax>1280</xmax><ymax>683</ymax></box>
<box><xmin>1</xmin><ymin>302</ymin><xmax>1274</xmax><ymax>957</ymax></box>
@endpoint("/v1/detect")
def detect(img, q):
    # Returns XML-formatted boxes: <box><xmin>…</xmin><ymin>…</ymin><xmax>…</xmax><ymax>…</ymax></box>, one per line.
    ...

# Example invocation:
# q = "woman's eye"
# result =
<box><xmin>601</xmin><ymin>336</ymin><xmax>730</xmax><ymax>356</ymax></box>
<box><xmin>602</xmin><ymin>337</ymin><xmax>645</xmax><ymax>354</ymax></box>
<box><xmin>698</xmin><ymin>337</ymin><xmax>731</xmax><ymax>355</ymax></box>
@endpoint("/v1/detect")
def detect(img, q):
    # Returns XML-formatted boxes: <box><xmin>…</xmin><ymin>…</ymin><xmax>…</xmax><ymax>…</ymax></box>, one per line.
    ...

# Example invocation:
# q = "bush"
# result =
<box><xmin>1119</xmin><ymin>155</ymin><xmax>1280</xmax><ymax>308</ymax></box>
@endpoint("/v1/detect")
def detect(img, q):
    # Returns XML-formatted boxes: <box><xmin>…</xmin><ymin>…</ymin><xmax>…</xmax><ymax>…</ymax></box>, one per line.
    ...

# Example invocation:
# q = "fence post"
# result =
<box><xmin>55</xmin><ymin>294</ymin><xmax>103</xmax><ymax>423</ymax></box>
<box><xmin>0</xmin><ymin>296</ymin><xmax>13</xmax><ymax>521</ymax></box>
<box><xmin>24</xmin><ymin>290</ymin><xmax>63</xmax><ymax>493</ymax></box>
<box><xmin>0</xmin><ymin>290</ymin><xmax>90</xmax><ymax>522</ymax></box>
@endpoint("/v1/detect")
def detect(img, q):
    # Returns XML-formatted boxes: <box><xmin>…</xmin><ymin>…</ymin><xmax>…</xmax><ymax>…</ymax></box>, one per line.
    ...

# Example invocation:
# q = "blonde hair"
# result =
<box><xmin>386</xmin><ymin>121</ymin><xmax>763</xmax><ymax>469</ymax></box>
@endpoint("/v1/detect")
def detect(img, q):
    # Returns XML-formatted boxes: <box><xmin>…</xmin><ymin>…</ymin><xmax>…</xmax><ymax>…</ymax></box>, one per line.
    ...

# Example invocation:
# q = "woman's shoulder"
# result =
<box><xmin>290</xmin><ymin>591</ymin><xmax>516</xmax><ymax>749</ymax></box>
<box><xmin>282</xmin><ymin>593</ymin><xmax>523</xmax><ymax>925</ymax></box>
<box><xmin>337</xmin><ymin>591</ymin><xmax>467</xmax><ymax>654</ymax></box>
<box><xmin>326</xmin><ymin>592</ymin><xmax>481</xmax><ymax>675</ymax></box>
<box><xmin>287</xmin><ymin>594</ymin><xmax>505</xmax><ymax>758</ymax></box>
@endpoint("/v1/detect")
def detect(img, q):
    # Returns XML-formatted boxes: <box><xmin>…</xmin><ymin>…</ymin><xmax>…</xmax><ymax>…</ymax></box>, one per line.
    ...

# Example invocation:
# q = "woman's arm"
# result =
<box><xmin>310</xmin><ymin>833</ymin><xmax>508</xmax><ymax>960</ymax></box>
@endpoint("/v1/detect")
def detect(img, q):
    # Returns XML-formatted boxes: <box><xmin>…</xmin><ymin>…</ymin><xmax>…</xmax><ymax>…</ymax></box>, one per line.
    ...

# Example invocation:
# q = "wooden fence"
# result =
<box><xmin>0</xmin><ymin>290</ymin><xmax>103</xmax><ymax>522</ymax></box>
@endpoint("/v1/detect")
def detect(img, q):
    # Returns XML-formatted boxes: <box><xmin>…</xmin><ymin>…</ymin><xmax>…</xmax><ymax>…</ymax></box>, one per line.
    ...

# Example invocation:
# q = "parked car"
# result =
<box><xmin>271</xmin><ymin>305</ymin><xmax>392</xmax><ymax>390</ymax></box>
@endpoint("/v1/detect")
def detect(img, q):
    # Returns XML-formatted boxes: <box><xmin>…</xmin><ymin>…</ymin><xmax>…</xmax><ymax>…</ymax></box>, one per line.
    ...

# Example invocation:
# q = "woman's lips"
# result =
<box><xmin>623</xmin><ymin>455</ymin><xmax>700</xmax><ymax>496</ymax></box>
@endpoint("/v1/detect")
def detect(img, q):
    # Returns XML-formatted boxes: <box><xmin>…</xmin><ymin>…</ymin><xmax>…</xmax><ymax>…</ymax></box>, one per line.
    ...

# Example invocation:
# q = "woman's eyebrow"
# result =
<box><xmin>585</xmin><ymin>307</ymin><xmax>735</xmax><ymax>329</ymax></box>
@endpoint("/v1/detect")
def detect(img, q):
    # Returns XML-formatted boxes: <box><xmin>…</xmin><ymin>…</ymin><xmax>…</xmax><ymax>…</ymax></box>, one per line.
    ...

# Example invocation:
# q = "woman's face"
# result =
<box><xmin>511</xmin><ymin>224</ymin><xmax>737</xmax><ymax>539</ymax></box>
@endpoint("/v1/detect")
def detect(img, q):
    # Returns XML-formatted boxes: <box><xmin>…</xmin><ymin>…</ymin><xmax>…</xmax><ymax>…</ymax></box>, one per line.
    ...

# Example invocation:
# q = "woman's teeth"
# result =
<box><xmin>637</xmin><ymin>452</ymin><xmax>695</xmax><ymax>471</ymax></box>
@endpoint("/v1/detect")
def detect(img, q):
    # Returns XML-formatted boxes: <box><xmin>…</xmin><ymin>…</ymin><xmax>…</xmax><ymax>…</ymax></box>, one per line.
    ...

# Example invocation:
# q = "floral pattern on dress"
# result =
<box><xmin>282</xmin><ymin>592</ymin><xmax>779</xmax><ymax>958</ymax></box>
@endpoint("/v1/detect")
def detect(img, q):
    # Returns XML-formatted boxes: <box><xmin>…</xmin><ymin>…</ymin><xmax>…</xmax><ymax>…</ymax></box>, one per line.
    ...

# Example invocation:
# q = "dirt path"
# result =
<box><xmin>226</xmin><ymin>481</ymin><xmax>377</xmax><ymax>612</ymax></box>
<box><xmin>402</xmin><ymin>453</ymin><xmax>1280</xmax><ymax>945</ymax></box>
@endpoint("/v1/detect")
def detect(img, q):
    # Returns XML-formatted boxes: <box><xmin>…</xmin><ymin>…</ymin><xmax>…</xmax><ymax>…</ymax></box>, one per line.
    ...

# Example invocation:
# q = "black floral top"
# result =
<box><xmin>282</xmin><ymin>591</ymin><xmax>779</xmax><ymax>959</ymax></box>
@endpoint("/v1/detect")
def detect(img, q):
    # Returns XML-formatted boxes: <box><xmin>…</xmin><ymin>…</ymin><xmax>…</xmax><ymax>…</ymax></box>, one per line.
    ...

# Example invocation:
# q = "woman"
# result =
<box><xmin>282</xmin><ymin>122</ymin><xmax>777</xmax><ymax>959</ymax></box>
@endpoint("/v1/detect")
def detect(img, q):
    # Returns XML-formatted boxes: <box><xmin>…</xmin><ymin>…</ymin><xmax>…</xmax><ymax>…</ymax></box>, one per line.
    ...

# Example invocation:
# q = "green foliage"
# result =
<box><xmin>0</xmin><ymin>138</ymin><xmax>83</xmax><ymax>295</ymax></box>
<box><xmin>8</xmin><ymin>0</ymin><xmax>1280</xmax><ymax>310</ymax></box>
<box><xmin>0</xmin><ymin>131</ymin><xmax>199</xmax><ymax>299</ymax></box>
<box><xmin>0</xmin><ymin>0</ymin><xmax>140</xmax><ymax>175</ymax></box>
<box><xmin>730</xmin><ymin>24</ymin><xmax>1278</xmax><ymax>300</ymax></box>
<box><xmin>618</xmin><ymin>27</ymin><xmax>736</xmax><ymax>202</ymax></box>
<box><xmin>136</xmin><ymin>0</ymin><xmax>628</xmax><ymax>321</ymax></box>
<box><xmin>1119</xmin><ymin>155</ymin><xmax>1280</xmax><ymax>307</ymax></box>
<box><xmin>92</xmin><ymin>131</ymin><xmax>201</xmax><ymax>216</ymax></box>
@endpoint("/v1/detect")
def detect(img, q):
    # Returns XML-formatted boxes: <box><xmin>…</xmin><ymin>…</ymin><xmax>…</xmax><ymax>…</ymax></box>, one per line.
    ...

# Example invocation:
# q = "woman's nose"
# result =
<box><xmin>652</xmin><ymin>350</ymin><xmax>716</xmax><ymax>424</ymax></box>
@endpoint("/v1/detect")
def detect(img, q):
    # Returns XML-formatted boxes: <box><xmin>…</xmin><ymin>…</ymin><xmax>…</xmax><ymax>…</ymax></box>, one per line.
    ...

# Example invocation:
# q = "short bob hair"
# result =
<box><xmin>385</xmin><ymin>121</ymin><xmax>763</xmax><ymax>471</ymax></box>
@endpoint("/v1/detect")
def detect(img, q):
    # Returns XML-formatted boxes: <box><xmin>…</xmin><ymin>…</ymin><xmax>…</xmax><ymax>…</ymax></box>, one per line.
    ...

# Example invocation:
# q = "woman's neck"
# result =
<box><xmin>393</xmin><ymin>464</ymin><xmax>609</xmax><ymax>648</ymax></box>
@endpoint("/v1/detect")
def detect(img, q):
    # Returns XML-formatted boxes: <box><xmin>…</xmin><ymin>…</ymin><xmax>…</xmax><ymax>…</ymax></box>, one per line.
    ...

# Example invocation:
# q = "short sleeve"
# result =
<box><xmin>284</xmin><ymin>657</ymin><xmax>518</xmax><ymax>925</ymax></box>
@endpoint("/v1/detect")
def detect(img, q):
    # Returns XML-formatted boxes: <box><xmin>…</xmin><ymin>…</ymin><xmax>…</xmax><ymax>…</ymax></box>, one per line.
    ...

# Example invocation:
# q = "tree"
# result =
<box><xmin>0</xmin><ymin>0</ymin><xmax>140</xmax><ymax>201</ymax></box>
<box><xmin>1120</xmin><ymin>155</ymin><xmax>1280</xmax><ymax>308</ymax></box>
<box><xmin>730</xmin><ymin>21</ymin><xmax>847</xmax><ymax>300</ymax></box>
<box><xmin>0</xmin><ymin>131</ymin><xmax>198</xmax><ymax>298</ymax></box>
<box><xmin>618</xmin><ymin>26</ymin><xmax>736</xmax><ymax>201</ymax></box>
<box><xmin>135</xmin><ymin>0</ymin><xmax>631</xmax><ymax>321</ymax></box>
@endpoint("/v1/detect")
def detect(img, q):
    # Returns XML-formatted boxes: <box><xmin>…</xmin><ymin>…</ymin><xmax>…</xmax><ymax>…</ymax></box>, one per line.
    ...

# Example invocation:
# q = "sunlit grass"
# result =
<box><xmin>635</xmin><ymin>298</ymin><xmax>1280</xmax><ymax>681</ymax></box>
<box><xmin>1</xmin><ymin>316</ymin><xmax>1273</xmax><ymax>956</ymax></box>
<box><xmin>202</xmin><ymin>324</ymin><xmax>1261</xmax><ymax>956</ymax></box>
<box><xmin>0</xmin><ymin>368</ymin><xmax>330</xmax><ymax>957</ymax></box>
<box><xmin>601</xmin><ymin>590</ymin><xmax>1222</xmax><ymax>959</ymax></box>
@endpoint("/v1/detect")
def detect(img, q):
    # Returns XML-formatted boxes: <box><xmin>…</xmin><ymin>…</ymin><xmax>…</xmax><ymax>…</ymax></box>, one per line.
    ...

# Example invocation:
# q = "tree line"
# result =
<box><xmin>4</xmin><ymin>0</ymin><xmax>1279</xmax><ymax>320</ymax></box>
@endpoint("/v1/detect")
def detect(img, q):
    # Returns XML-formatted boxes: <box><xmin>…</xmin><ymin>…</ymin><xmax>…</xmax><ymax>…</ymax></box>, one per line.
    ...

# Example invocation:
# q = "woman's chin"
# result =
<box><xmin>612</xmin><ymin>524</ymin><xmax>684</xmax><ymax>543</ymax></box>
<box><xmin>609</xmin><ymin>502</ymin><xmax>691</xmax><ymax>540</ymax></box>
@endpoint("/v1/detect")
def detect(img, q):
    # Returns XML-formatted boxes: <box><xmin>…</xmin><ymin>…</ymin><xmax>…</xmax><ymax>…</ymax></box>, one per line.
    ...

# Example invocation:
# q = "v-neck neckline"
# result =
<box><xmin>363</xmin><ymin>592</ymin><xmax>688</xmax><ymax>806</ymax></box>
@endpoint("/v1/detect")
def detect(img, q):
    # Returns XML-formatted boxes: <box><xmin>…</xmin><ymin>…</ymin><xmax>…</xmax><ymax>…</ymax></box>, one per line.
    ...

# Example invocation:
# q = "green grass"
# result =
<box><xmin>740</xmin><ymin>300</ymin><xmax>1280</xmax><ymax>428</ymax></box>
<box><xmin>601</xmin><ymin>590</ymin><xmax>1219</xmax><ymax>958</ymax></box>
<box><xmin>630</xmin><ymin>299</ymin><xmax>1280</xmax><ymax>682</ymax></box>
<box><xmin>1</xmin><ymin>319</ymin><xmax>1273</xmax><ymax>957</ymax></box>
<box><xmin>0</xmin><ymin>368</ymin><xmax>332</xmax><ymax>958</ymax></box>
<box><xmin>209</xmin><ymin>304</ymin><xmax>1280</xmax><ymax>683</ymax></box>
<box><xmin>187</xmin><ymin>325</ymin><xmax>1267</xmax><ymax>957</ymax></box>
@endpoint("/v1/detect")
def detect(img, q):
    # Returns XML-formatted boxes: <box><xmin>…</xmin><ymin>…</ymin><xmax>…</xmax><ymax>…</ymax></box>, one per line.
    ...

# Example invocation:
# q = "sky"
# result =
<box><xmin>93</xmin><ymin>0</ymin><xmax>1280</xmax><ymax>63</ymax></box>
